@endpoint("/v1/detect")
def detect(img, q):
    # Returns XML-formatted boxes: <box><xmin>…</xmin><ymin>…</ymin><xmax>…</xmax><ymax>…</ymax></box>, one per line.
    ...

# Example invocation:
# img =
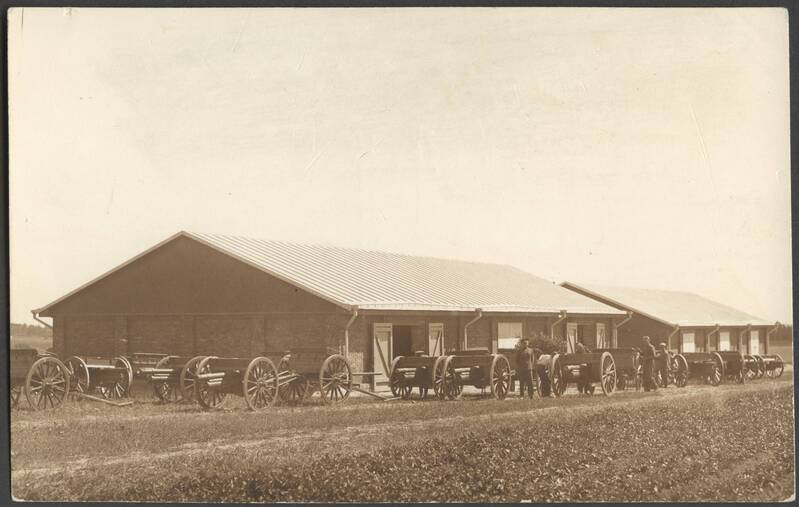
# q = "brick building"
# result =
<box><xmin>34</xmin><ymin>231</ymin><xmax>626</xmax><ymax>388</ymax></box>
<box><xmin>561</xmin><ymin>282</ymin><xmax>778</xmax><ymax>355</ymax></box>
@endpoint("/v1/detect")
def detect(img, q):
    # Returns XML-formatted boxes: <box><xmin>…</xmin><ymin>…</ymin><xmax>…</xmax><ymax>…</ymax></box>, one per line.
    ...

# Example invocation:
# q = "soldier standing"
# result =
<box><xmin>516</xmin><ymin>338</ymin><xmax>535</xmax><ymax>399</ymax></box>
<box><xmin>641</xmin><ymin>335</ymin><xmax>657</xmax><ymax>392</ymax></box>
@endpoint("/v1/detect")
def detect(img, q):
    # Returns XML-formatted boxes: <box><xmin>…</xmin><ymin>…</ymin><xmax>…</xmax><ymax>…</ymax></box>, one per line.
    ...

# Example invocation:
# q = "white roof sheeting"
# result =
<box><xmin>35</xmin><ymin>231</ymin><xmax>625</xmax><ymax>316</ymax></box>
<box><xmin>562</xmin><ymin>281</ymin><xmax>773</xmax><ymax>327</ymax></box>
<box><xmin>187</xmin><ymin>232</ymin><xmax>624</xmax><ymax>315</ymax></box>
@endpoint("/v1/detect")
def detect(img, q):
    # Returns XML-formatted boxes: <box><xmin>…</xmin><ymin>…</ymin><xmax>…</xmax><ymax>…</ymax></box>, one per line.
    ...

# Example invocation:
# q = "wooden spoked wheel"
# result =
<box><xmin>550</xmin><ymin>355</ymin><xmax>566</xmax><ymax>397</ymax></box>
<box><xmin>152</xmin><ymin>356</ymin><xmax>180</xmax><ymax>403</ymax></box>
<box><xmin>65</xmin><ymin>356</ymin><xmax>90</xmax><ymax>401</ymax></box>
<box><xmin>710</xmin><ymin>352</ymin><xmax>725</xmax><ymax>385</ymax></box>
<box><xmin>179</xmin><ymin>356</ymin><xmax>204</xmax><ymax>402</ymax></box>
<box><xmin>104</xmin><ymin>357</ymin><xmax>133</xmax><ymax>399</ymax></box>
<box><xmin>243</xmin><ymin>357</ymin><xmax>279</xmax><ymax>411</ymax></box>
<box><xmin>25</xmin><ymin>356</ymin><xmax>70</xmax><ymax>410</ymax></box>
<box><xmin>319</xmin><ymin>354</ymin><xmax>352</xmax><ymax>404</ymax></box>
<box><xmin>194</xmin><ymin>357</ymin><xmax>228</xmax><ymax>410</ymax></box>
<box><xmin>672</xmin><ymin>354</ymin><xmax>688</xmax><ymax>388</ymax></box>
<box><xmin>599</xmin><ymin>352</ymin><xmax>616</xmax><ymax>396</ymax></box>
<box><xmin>744</xmin><ymin>355</ymin><xmax>758</xmax><ymax>380</ymax></box>
<box><xmin>439</xmin><ymin>357</ymin><xmax>462</xmax><ymax>401</ymax></box>
<box><xmin>489</xmin><ymin>354</ymin><xmax>511</xmax><ymax>400</ymax></box>
<box><xmin>707</xmin><ymin>364</ymin><xmax>722</xmax><ymax>386</ymax></box>
<box><xmin>277</xmin><ymin>356</ymin><xmax>310</xmax><ymax>404</ymax></box>
<box><xmin>754</xmin><ymin>356</ymin><xmax>766</xmax><ymax>379</ymax></box>
<box><xmin>389</xmin><ymin>356</ymin><xmax>411</xmax><ymax>399</ymax></box>
<box><xmin>432</xmin><ymin>356</ymin><xmax>448</xmax><ymax>400</ymax></box>
<box><xmin>769</xmin><ymin>355</ymin><xmax>785</xmax><ymax>378</ymax></box>
<box><xmin>153</xmin><ymin>381</ymin><xmax>180</xmax><ymax>403</ymax></box>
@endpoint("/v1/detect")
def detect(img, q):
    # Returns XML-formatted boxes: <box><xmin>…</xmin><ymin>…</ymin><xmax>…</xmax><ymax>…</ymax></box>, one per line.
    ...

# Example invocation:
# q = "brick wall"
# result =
<box><xmin>64</xmin><ymin>316</ymin><xmax>115</xmax><ymax>357</ymax></box>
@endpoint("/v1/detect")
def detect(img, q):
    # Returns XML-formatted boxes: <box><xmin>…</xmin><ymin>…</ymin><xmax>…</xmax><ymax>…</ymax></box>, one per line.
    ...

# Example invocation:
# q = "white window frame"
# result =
<box><xmin>719</xmin><ymin>330</ymin><xmax>731</xmax><ymax>351</ymax></box>
<box><xmin>681</xmin><ymin>331</ymin><xmax>695</xmax><ymax>353</ymax></box>
<box><xmin>750</xmin><ymin>329</ymin><xmax>760</xmax><ymax>355</ymax></box>
<box><xmin>497</xmin><ymin>322</ymin><xmax>523</xmax><ymax>350</ymax></box>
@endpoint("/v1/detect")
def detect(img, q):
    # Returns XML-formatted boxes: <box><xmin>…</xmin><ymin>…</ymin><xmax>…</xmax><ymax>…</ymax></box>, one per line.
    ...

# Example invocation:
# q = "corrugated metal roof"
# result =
<box><xmin>186</xmin><ymin>232</ymin><xmax>624</xmax><ymax>315</ymax></box>
<box><xmin>561</xmin><ymin>281</ymin><xmax>773</xmax><ymax>327</ymax></box>
<box><xmin>36</xmin><ymin>231</ymin><xmax>625</xmax><ymax>315</ymax></box>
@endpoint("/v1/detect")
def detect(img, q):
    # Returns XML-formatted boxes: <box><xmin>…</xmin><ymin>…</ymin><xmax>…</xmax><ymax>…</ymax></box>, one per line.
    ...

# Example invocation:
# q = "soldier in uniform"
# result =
<box><xmin>516</xmin><ymin>338</ymin><xmax>535</xmax><ymax>399</ymax></box>
<box><xmin>656</xmin><ymin>342</ymin><xmax>670</xmax><ymax>387</ymax></box>
<box><xmin>641</xmin><ymin>335</ymin><xmax>657</xmax><ymax>391</ymax></box>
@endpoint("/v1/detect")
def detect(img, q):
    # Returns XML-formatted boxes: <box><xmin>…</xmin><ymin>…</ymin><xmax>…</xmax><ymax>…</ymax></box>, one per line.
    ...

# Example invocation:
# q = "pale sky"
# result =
<box><xmin>9</xmin><ymin>8</ymin><xmax>792</xmax><ymax>325</ymax></box>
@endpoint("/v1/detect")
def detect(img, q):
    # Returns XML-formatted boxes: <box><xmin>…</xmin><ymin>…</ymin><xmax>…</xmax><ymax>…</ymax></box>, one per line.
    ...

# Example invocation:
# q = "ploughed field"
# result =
<box><xmin>11</xmin><ymin>376</ymin><xmax>794</xmax><ymax>502</ymax></box>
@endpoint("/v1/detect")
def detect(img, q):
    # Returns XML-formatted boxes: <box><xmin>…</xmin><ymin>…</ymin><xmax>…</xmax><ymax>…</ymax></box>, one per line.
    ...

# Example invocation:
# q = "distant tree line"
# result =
<box><xmin>774</xmin><ymin>324</ymin><xmax>793</xmax><ymax>344</ymax></box>
<box><xmin>10</xmin><ymin>323</ymin><xmax>52</xmax><ymax>338</ymax></box>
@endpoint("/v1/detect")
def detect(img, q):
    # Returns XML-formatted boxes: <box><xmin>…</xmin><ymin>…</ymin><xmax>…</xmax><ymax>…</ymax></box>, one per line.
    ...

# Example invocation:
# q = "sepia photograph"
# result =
<box><xmin>7</xmin><ymin>6</ymin><xmax>795</xmax><ymax>502</ymax></box>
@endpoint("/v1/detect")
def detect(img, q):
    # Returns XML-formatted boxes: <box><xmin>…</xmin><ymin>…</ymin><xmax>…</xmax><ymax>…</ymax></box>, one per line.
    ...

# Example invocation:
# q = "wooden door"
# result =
<box><xmin>566</xmin><ymin>323</ymin><xmax>578</xmax><ymax>353</ymax></box>
<box><xmin>428</xmin><ymin>323</ymin><xmax>444</xmax><ymax>356</ymax></box>
<box><xmin>373</xmin><ymin>323</ymin><xmax>393</xmax><ymax>386</ymax></box>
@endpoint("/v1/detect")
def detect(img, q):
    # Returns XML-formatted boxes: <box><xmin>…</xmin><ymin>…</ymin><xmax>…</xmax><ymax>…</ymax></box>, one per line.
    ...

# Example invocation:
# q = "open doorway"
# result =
<box><xmin>392</xmin><ymin>325</ymin><xmax>413</xmax><ymax>357</ymax></box>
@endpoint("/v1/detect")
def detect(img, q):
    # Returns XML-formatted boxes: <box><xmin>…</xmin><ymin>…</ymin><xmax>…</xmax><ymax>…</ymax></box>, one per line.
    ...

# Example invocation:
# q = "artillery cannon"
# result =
<box><xmin>274</xmin><ymin>347</ymin><xmax>354</xmax><ymax>404</ymax></box>
<box><xmin>438</xmin><ymin>348</ymin><xmax>512</xmax><ymax>400</ymax></box>
<box><xmin>678</xmin><ymin>352</ymin><xmax>724</xmax><ymax>386</ymax></box>
<box><xmin>193</xmin><ymin>356</ymin><xmax>279</xmax><ymax>410</ymax></box>
<box><xmin>140</xmin><ymin>355</ymin><xmax>205</xmax><ymax>402</ymax></box>
<box><xmin>716</xmin><ymin>351</ymin><xmax>746</xmax><ymax>384</ymax></box>
<box><xmin>10</xmin><ymin>349</ymin><xmax>70</xmax><ymax>410</ymax></box>
<box><xmin>64</xmin><ymin>355</ymin><xmax>134</xmax><ymax>400</ymax></box>
<box><xmin>551</xmin><ymin>351</ymin><xmax>617</xmax><ymax>396</ymax></box>
<box><xmin>760</xmin><ymin>354</ymin><xmax>785</xmax><ymax>378</ymax></box>
<box><xmin>389</xmin><ymin>352</ymin><xmax>447</xmax><ymax>400</ymax></box>
<box><xmin>594</xmin><ymin>348</ymin><xmax>641</xmax><ymax>391</ymax></box>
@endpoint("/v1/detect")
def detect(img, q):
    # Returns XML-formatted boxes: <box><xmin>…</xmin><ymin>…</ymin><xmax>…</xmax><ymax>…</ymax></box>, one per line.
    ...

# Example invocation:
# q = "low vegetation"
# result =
<box><xmin>12</xmin><ymin>379</ymin><xmax>794</xmax><ymax>502</ymax></box>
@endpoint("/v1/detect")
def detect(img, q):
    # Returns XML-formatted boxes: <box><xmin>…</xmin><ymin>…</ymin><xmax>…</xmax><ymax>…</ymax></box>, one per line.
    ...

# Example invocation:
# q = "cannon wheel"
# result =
<box><xmin>277</xmin><ymin>355</ymin><xmax>310</xmax><ymax>404</ymax></box>
<box><xmin>744</xmin><ymin>355</ymin><xmax>758</xmax><ymax>380</ymax></box>
<box><xmin>152</xmin><ymin>356</ymin><xmax>180</xmax><ymax>403</ymax></box>
<box><xmin>754</xmin><ymin>355</ymin><xmax>766</xmax><ymax>379</ymax></box>
<box><xmin>432</xmin><ymin>356</ymin><xmax>448</xmax><ymax>400</ymax></box>
<box><xmin>195</xmin><ymin>357</ymin><xmax>228</xmax><ymax>410</ymax></box>
<box><xmin>243</xmin><ymin>357</ymin><xmax>279</xmax><ymax>411</ymax></box>
<box><xmin>707</xmin><ymin>364</ymin><xmax>722</xmax><ymax>386</ymax></box>
<box><xmin>25</xmin><ymin>356</ymin><xmax>70</xmax><ymax>410</ymax></box>
<box><xmin>672</xmin><ymin>354</ymin><xmax>688</xmax><ymax>388</ymax></box>
<box><xmin>64</xmin><ymin>356</ymin><xmax>90</xmax><ymax>400</ymax></box>
<box><xmin>599</xmin><ymin>351</ymin><xmax>616</xmax><ymax>396</ymax></box>
<box><xmin>439</xmin><ymin>356</ymin><xmax>463</xmax><ymax>401</ymax></box>
<box><xmin>104</xmin><ymin>357</ymin><xmax>133</xmax><ymax>399</ymax></box>
<box><xmin>179</xmin><ymin>356</ymin><xmax>204</xmax><ymax>402</ymax></box>
<box><xmin>319</xmin><ymin>354</ymin><xmax>352</xmax><ymax>404</ymax></box>
<box><xmin>770</xmin><ymin>355</ymin><xmax>785</xmax><ymax>378</ymax></box>
<box><xmin>389</xmin><ymin>356</ymin><xmax>412</xmax><ymax>399</ymax></box>
<box><xmin>710</xmin><ymin>352</ymin><xmax>724</xmax><ymax>386</ymax></box>
<box><xmin>489</xmin><ymin>354</ymin><xmax>511</xmax><ymax>400</ymax></box>
<box><xmin>550</xmin><ymin>354</ymin><xmax>565</xmax><ymax>397</ymax></box>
